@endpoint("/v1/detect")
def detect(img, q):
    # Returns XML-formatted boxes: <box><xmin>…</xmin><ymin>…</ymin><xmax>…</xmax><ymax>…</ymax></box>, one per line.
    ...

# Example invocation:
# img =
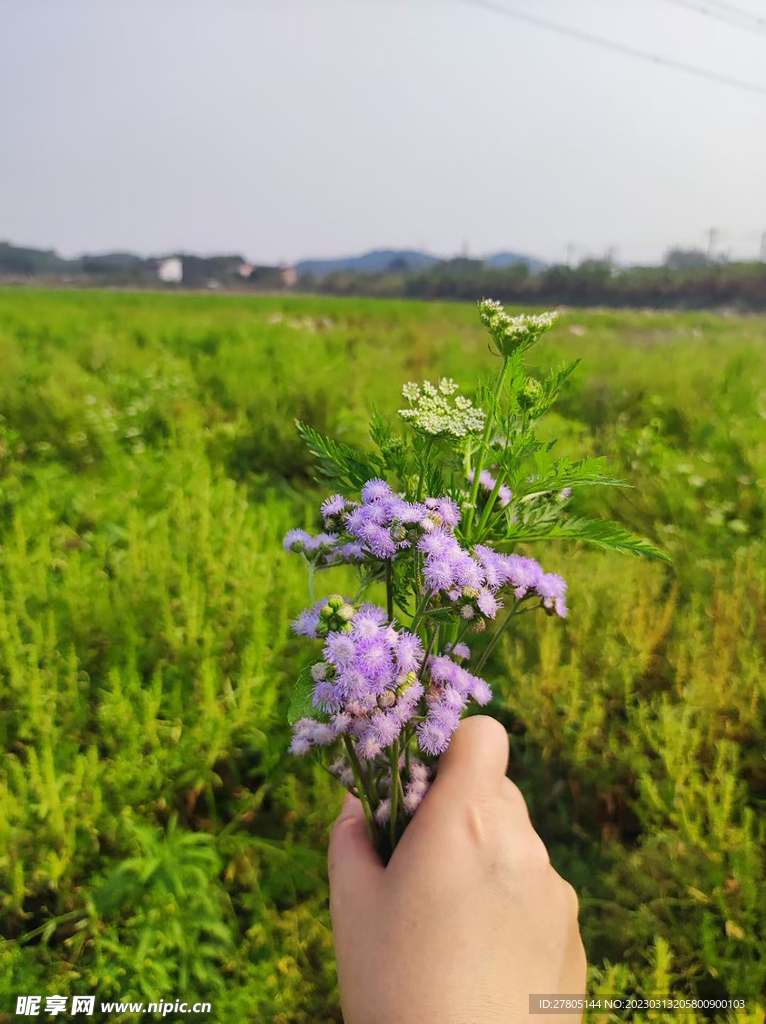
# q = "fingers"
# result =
<box><xmin>432</xmin><ymin>715</ymin><xmax>510</xmax><ymax>798</ymax></box>
<box><xmin>328</xmin><ymin>793</ymin><xmax>384</xmax><ymax>913</ymax></box>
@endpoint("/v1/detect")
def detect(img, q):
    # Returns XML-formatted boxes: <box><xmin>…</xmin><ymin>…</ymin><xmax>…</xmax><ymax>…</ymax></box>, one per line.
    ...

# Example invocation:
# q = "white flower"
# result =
<box><xmin>398</xmin><ymin>378</ymin><xmax>485</xmax><ymax>437</ymax></box>
<box><xmin>478</xmin><ymin>299</ymin><xmax>559</xmax><ymax>355</ymax></box>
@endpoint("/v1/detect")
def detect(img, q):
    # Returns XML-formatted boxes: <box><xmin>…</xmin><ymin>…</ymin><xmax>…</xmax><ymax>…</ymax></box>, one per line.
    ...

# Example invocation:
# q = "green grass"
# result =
<box><xmin>0</xmin><ymin>288</ymin><xmax>764</xmax><ymax>1023</ymax></box>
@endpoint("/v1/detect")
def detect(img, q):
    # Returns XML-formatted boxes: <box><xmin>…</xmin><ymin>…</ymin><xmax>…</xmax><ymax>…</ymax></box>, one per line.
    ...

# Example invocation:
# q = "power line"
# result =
<box><xmin>703</xmin><ymin>0</ymin><xmax>766</xmax><ymax>29</ymax></box>
<box><xmin>662</xmin><ymin>0</ymin><xmax>766</xmax><ymax>38</ymax></box>
<box><xmin>457</xmin><ymin>0</ymin><xmax>766</xmax><ymax>97</ymax></box>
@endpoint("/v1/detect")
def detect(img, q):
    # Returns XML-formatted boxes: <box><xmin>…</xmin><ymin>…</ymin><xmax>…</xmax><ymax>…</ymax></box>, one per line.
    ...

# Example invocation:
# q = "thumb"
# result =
<box><xmin>328</xmin><ymin>793</ymin><xmax>384</xmax><ymax>912</ymax></box>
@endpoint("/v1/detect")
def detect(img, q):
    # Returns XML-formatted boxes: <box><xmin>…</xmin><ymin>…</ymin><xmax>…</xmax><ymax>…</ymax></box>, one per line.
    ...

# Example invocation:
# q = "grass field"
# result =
<box><xmin>0</xmin><ymin>288</ymin><xmax>764</xmax><ymax>1023</ymax></box>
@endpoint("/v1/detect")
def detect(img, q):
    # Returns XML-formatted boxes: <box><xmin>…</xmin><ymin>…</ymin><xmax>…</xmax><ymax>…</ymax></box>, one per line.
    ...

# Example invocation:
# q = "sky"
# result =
<box><xmin>1</xmin><ymin>0</ymin><xmax>765</xmax><ymax>266</ymax></box>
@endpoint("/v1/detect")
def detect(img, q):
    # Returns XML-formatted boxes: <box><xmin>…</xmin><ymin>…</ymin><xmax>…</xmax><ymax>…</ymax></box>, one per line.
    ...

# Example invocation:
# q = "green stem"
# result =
<box><xmin>463</xmin><ymin>357</ymin><xmax>509</xmax><ymax>539</ymax></box>
<box><xmin>416</xmin><ymin>439</ymin><xmax>434</xmax><ymax>501</ymax></box>
<box><xmin>389</xmin><ymin>740</ymin><xmax>401</xmax><ymax>848</ymax></box>
<box><xmin>452</xmin><ymin>618</ymin><xmax>474</xmax><ymax>652</ymax></box>
<box><xmin>343</xmin><ymin>736</ymin><xmax>379</xmax><ymax>844</ymax></box>
<box><xmin>474</xmin><ymin>466</ymin><xmax>508</xmax><ymax>540</ymax></box>
<box><xmin>307</xmin><ymin>562</ymin><xmax>316</xmax><ymax>604</ymax></box>
<box><xmin>475</xmin><ymin>599</ymin><xmax>521</xmax><ymax>674</ymax></box>
<box><xmin>385</xmin><ymin>560</ymin><xmax>394</xmax><ymax>621</ymax></box>
<box><xmin>417</xmin><ymin>628</ymin><xmax>438</xmax><ymax>682</ymax></box>
<box><xmin>410</xmin><ymin>589</ymin><xmax>433</xmax><ymax>634</ymax></box>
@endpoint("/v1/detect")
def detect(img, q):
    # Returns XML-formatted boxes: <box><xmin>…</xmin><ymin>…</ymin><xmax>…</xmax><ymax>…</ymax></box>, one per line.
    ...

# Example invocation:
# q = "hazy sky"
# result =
<box><xmin>2</xmin><ymin>0</ymin><xmax>765</xmax><ymax>265</ymax></box>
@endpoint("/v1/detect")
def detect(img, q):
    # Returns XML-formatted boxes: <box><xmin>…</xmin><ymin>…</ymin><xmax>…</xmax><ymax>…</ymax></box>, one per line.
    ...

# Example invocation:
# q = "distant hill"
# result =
<box><xmin>484</xmin><ymin>251</ymin><xmax>547</xmax><ymax>273</ymax></box>
<box><xmin>296</xmin><ymin>248</ymin><xmax>546</xmax><ymax>279</ymax></box>
<box><xmin>0</xmin><ymin>241</ymin><xmax>75</xmax><ymax>275</ymax></box>
<box><xmin>296</xmin><ymin>249</ymin><xmax>441</xmax><ymax>279</ymax></box>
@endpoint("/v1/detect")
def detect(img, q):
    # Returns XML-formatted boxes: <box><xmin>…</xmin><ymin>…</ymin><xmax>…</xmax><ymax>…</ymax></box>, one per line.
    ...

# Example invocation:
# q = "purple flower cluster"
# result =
<box><xmin>343</xmin><ymin>480</ymin><xmax>460</xmax><ymax>561</ymax></box>
<box><xmin>418</xmin><ymin>652</ymin><xmax>492</xmax><ymax>755</ymax></box>
<box><xmin>288</xmin><ymin>596</ymin><xmax>496</xmax><ymax>773</ymax></box>
<box><xmin>283</xmin><ymin>481</ymin><xmax>463</xmax><ymax>567</ymax></box>
<box><xmin>283</xmin><ymin>528</ymin><xmax>364</xmax><ymax>567</ymax></box>
<box><xmin>417</xmin><ymin>530</ymin><xmax>566</xmax><ymax>621</ymax></box>
<box><xmin>476</xmin><ymin>546</ymin><xmax>568</xmax><ymax>618</ymax></box>
<box><xmin>290</xmin><ymin>604</ymin><xmax>426</xmax><ymax>760</ymax></box>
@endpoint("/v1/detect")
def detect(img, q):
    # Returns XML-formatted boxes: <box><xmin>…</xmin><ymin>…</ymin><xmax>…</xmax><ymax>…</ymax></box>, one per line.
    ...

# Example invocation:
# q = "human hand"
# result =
<box><xmin>329</xmin><ymin>715</ymin><xmax>586</xmax><ymax>1024</ymax></box>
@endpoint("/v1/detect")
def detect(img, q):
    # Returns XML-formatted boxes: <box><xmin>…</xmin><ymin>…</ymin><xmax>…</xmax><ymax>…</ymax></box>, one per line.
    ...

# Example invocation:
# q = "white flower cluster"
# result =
<box><xmin>399</xmin><ymin>378</ymin><xmax>485</xmax><ymax>437</ymax></box>
<box><xmin>478</xmin><ymin>299</ymin><xmax>559</xmax><ymax>352</ymax></box>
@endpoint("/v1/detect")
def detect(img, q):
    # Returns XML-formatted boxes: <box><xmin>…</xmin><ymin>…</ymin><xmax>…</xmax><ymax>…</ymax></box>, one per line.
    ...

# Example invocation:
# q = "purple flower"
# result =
<box><xmin>357</xmin><ymin>733</ymin><xmax>383</xmax><ymax>759</ymax></box>
<box><xmin>425</xmin><ymin>496</ymin><xmax>461</xmax><ymax>528</ymax></box>
<box><xmin>375</xmin><ymin>797</ymin><xmax>391</xmax><ymax>824</ymax></box>
<box><xmin>404</xmin><ymin>778</ymin><xmax>429</xmax><ymax>814</ymax></box>
<box><xmin>417</xmin><ymin>717</ymin><xmax>453</xmax><ymax>755</ymax></box>
<box><xmin>361</xmin><ymin>478</ymin><xmax>392</xmax><ymax>503</ymax></box>
<box><xmin>472</xmin><ymin>545</ymin><xmax>505</xmax><ymax>589</ymax></box>
<box><xmin>451</xmin><ymin>642</ymin><xmax>471</xmax><ymax>660</ymax></box>
<box><xmin>292</xmin><ymin>605</ymin><xmax>323</xmax><ymax>638</ymax></box>
<box><xmin>364</xmin><ymin>524</ymin><xmax>398</xmax><ymax>559</ymax></box>
<box><xmin>289</xmin><ymin>717</ymin><xmax>334</xmax><ymax>754</ymax></box>
<box><xmin>537</xmin><ymin>572</ymin><xmax>568</xmax><ymax>618</ymax></box>
<box><xmin>502</xmin><ymin>554</ymin><xmax>543</xmax><ymax>597</ymax></box>
<box><xmin>303</xmin><ymin>532</ymin><xmax>339</xmax><ymax>552</ymax></box>
<box><xmin>369</xmin><ymin>712</ymin><xmax>402</xmax><ymax>746</ymax></box>
<box><xmin>429</xmin><ymin>655</ymin><xmax>458</xmax><ymax>685</ymax></box>
<box><xmin>332</xmin><ymin>542</ymin><xmax>365</xmax><ymax>564</ymax></box>
<box><xmin>352</xmin><ymin>609</ymin><xmax>383</xmax><ymax>640</ymax></box>
<box><xmin>357</xmin><ymin>603</ymin><xmax>387</xmax><ymax>624</ymax></box>
<box><xmin>477</xmin><ymin>588</ymin><xmax>501</xmax><ymax>619</ymax></box>
<box><xmin>356</xmin><ymin>636</ymin><xmax>394</xmax><ymax>682</ymax></box>
<box><xmin>418</xmin><ymin>528</ymin><xmax>458</xmax><ymax>560</ymax></box>
<box><xmin>395</xmin><ymin>632</ymin><xmax>424</xmax><ymax>673</ymax></box>
<box><xmin>289</xmin><ymin>735</ymin><xmax>311</xmax><ymax>755</ymax></box>
<box><xmin>469</xmin><ymin>676</ymin><xmax>492</xmax><ymax>706</ymax></box>
<box><xmin>336</xmin><ymin>667</ymin><xmax>368</xmax><ymax>699</ymax></box>
<box><xmin>453</xmin><ymin>553</ymin><xmax>485</xmax><ymax>590</ymax></box>
<box><xmin>390</xmin><ymin>680</ymin><xmax>424</xmax><ymax>723</ymax></box>
<box><xmin>443</xmin><ymin>685</ymin><xmax>468</xmax><ymax>710</ymax></box>
<box><xmin>331</xmin><ymin>712</ymin><xmax>352</xmax><ymax>735</ymax></box>
<box><xmin>313</xmin><ymin>681</ymin><xmax>344</xmax><ymax>713</ymax></box>
<box><xmin>321</xmin><ymin>494</ymin><xmax>347</xmax><ymax>517</ymax></box>
<box><xmin>283</xmin><ymin>528</ymin><xmax>312</xmax><ymax>552</ymax></box>
<box><xmin>498</xmin><ymin>484</ymin><xmax>513</xmax><ymax>507</ymax></box>
<box><xmin>424</xmin><ymin>558</ymin><xmax>455</xmax><ymax>593</ymax></box>
<box><xmin>325</xmin><ymin>632</ymin><xmax>357</xmax><ymax>666</ymax></box>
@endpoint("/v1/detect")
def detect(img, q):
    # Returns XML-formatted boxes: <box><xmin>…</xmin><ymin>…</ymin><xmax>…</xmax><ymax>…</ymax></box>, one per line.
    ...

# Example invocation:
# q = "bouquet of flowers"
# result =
<box><xmin>283</xmin><ymin>300</ymin><xmax>664</xmax><ymax>860</ymax></box>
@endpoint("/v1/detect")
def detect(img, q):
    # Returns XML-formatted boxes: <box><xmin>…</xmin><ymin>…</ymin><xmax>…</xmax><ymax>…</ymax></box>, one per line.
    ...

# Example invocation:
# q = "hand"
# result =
<box><xmin>329</xmin><ymin>715</ymin><xmax>586</xmax><ymax>1024</ymax></box>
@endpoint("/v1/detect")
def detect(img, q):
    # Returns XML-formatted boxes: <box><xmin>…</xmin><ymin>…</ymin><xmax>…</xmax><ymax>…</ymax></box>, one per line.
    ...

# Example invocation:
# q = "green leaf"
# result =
<box><xmin>296</xmin><ymin>420</ymin><xmax>383</xmax><ymax>490</ymax></box>
<box><xmin>287</xmin><ymin>666</ymin><xmax>317</xmax><ymax>725</ymax></box>
<box><xmin>423</xmin><ymin>608</ymin><xmax>459</xmax><ymax>623</ymax></box>
<box><xmin>535</xmin><ymin>359</ymin><xmax>580</xmax><ymax>417</ymax></box>
<box><xmin>504</xmin><ymin>515</ymin><xmax>670</xmax><ymax>561</ymax></box>
<box><xmin>519</xmin><ymin>456</ymin><xmax>628</xmax><ymax>495</ymax></box>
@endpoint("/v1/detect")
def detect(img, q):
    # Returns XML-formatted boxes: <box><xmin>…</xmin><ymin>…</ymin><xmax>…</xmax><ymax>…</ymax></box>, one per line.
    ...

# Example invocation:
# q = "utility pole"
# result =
<box><xmin>760</xmin><ymin>231</ymin><xmax>766</xmax><ymax>262</ymax></box>
<box><xmin>566</xmin><ymin>242</ymin><xmax>576</xmax><ymax>268</ymax></box>
<box><xmin>706</xmin><ymin>227</ymin><xmax>719</xmax><ymax>261</ymax></box>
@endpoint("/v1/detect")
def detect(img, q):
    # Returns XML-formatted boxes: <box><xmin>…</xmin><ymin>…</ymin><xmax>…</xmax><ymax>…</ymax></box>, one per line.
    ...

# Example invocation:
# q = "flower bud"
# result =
<box><xmin>518</xmin><ymin>375</ymin><xmax>543</xmax><ymax>410</ymax></box>
<box><xmin>337</xmin><ymin>603</ymin><xmax>355</xmax><ymax>622</ymax></box>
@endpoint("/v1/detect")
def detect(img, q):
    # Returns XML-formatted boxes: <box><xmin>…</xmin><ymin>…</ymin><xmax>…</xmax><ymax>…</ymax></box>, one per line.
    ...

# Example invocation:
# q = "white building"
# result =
<box><xmin>157</xmin><ymin>257</ymin><xmax>183</xmax><ymax>284</ymax></box>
